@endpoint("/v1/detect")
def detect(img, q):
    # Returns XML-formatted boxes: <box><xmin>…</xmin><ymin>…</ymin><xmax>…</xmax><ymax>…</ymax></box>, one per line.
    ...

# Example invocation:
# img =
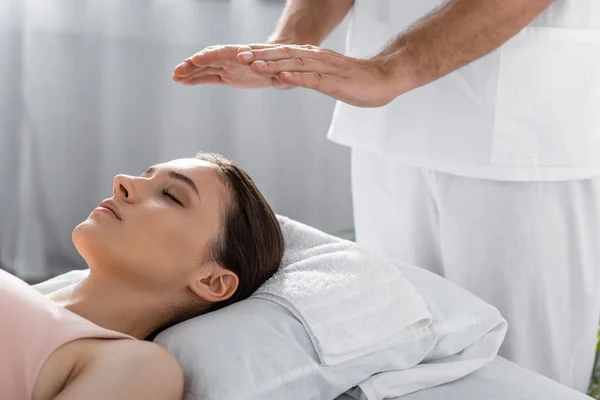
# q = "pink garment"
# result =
<box><xmin>0</xmin><ymin>269</ymin><xmax>133</xmax><ymax>400</ymax></box>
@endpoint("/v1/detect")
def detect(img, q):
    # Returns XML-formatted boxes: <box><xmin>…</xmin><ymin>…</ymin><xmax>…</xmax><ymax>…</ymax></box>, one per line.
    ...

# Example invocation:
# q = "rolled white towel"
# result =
<box><xmin>253</xmin><ymin>216</ymin><xmax>433</xmax><ymax>366</ymax></box>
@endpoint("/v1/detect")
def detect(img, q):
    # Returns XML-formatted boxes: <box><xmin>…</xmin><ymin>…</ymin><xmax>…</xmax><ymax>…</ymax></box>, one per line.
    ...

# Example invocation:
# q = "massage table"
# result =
<box><xmin>337</xmin><ymin>357</ymin><xmax>591</xmax><ymax>400</ymax></box>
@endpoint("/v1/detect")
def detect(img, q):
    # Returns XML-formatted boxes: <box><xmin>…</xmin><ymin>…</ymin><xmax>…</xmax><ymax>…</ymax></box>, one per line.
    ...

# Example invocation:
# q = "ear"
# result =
<box><xmin>188</xmin><ymin>262</ymin><xmax>239</xmax><ymax>303</ymax></box>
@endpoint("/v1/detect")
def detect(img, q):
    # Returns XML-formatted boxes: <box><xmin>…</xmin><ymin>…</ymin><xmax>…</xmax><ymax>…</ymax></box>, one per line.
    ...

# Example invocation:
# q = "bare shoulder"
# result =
<box><xmin>122</xmin><ymin>340</ymin><xmax>179</xmax><ymax>365</ymax></box>
<box><xmin>100</xmin><ymin>339</ymin><xmax>182</xmax><ymax>370</ymax></box>
<box><xmin>97</xmin><ymin>340</ymin><xmax>184</xmax><ymax>389</ymax></box>
<box><xmin>56</xmin><ymin>339</ymin><xmax>184</xmax><ymax>400</ymax></box>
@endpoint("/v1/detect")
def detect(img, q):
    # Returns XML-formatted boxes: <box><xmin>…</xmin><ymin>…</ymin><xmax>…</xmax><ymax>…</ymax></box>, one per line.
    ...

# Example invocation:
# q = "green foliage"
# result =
<box><xmin>589</xmin><ymin>329</ymin><xmax>600</xmax><ymax>398</ymax></box>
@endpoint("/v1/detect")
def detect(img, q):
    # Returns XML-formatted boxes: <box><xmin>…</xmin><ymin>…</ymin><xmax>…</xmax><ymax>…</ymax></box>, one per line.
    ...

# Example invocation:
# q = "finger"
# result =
<box><xmin>189</xmin><ymin>67</ymin><xmax>222</xmax><ymax>75</ymax></box>
<box><xmin>249</xmin><ymin>56</ymin><xmax>340</xmax><ymax>75</ymax></box>
<box><xmin>244</xmin><ymin>43</ymin><xmax>281</xmax><ymax>51</ymax></box>
<box><xmin>189</xmin><ymin>45</ymin><xmax>244</xmax><ymax>67</ymax></box>
<box><xmin>173</xmin><ymin>65</ymin><xmax>210</xmax><ymax>81</ymax></box>
<box><xmin>271</xmin><ymin>77</ymin><xmax>295</xmax><ymax>90</ymax></box>
<box><xmin>181</xmin><ymin>75</ymin><xmax>223</xmax><ymax>86</ymax></box>
<box><xmin>242</xmin><ymin>45</ymin><xmax>334</xmax><ymax>62</ymax></box>
<box><xmin>278</xmin><ymin>71</ymin><xmax>342</xmax><ymax>95</ymax></box>
<box><xmin>237</xmin><ymin>43</ymin><xmax>281</xmax><ymax>63</ymax></box>
<box><xmin>175</xmin><ymin>67</ymin><xmax>223</xmax><ymax>83</ymax></box>
<box><xmin>176</xmin><ymin>44</ymin><xmax>254</xmax><ymax>77</ymax></box>
<box><xmin>173</xmin><ymin>61</ymin><xmax>202</xmax><ymax>78</ymax></box>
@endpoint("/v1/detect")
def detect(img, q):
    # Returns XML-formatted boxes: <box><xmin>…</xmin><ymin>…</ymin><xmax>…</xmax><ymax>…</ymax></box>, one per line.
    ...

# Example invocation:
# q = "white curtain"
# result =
<box><xmin>0</xmin><ymin>0</ymin><xmax>353</xmax><ymax>280</ymax></box>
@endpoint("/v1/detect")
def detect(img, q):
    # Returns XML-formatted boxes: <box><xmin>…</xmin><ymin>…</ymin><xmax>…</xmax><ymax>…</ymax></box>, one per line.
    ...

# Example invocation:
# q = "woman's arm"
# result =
<box><xmin>54</xmin><ymin>341</ymin><xmax>183</xmax><ymax>400</ymax></box>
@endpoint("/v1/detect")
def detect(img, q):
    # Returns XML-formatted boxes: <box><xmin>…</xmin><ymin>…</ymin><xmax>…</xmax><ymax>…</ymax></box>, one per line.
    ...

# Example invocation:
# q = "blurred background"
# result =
<box><xmin>0</xmin><ymin>0</ymin><xmax>353</xmax><ymax>282</ymax></box>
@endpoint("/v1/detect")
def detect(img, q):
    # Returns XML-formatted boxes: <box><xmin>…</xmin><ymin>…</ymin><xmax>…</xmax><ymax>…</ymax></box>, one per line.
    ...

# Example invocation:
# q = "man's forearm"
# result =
<box><xmin>378</xmin><ymin>0</ymin><xmax>555</xmax><ymax>94</ymax></box>
<box><xmin>268</xmin><ymin>0</ymin><xmax>354</xmax><ymax>46</ymax></box>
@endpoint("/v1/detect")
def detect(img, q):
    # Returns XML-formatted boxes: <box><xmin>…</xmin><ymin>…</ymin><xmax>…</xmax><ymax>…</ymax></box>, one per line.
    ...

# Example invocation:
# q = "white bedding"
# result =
<box><xmin>337</xmin><ymin>357</ymin><xmax>590</xmax><ymax>400</ymax></box>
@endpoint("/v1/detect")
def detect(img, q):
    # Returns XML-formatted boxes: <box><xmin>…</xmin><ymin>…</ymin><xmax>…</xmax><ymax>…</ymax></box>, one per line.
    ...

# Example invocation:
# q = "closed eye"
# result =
<box><xmin>163</xmin><ymin>189</ymin><xmax>183</xmax><ymax>206</ymax></box>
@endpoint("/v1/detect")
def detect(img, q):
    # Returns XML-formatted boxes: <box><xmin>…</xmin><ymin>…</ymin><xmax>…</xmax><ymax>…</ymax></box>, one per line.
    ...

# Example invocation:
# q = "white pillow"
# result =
<box><xmin>34</xmin><ymin>262</ymin><xmax>504</xmax><ymax>400</ymax></box>
<box><xmin>157</xmin><ymin>298</ymin><xmax>435</xmax><ymax>400</ymax></box>
<box><xmin>341</xmin><ymin>261</ymin><xmax>507</xmax><ymax>399</ymax></box>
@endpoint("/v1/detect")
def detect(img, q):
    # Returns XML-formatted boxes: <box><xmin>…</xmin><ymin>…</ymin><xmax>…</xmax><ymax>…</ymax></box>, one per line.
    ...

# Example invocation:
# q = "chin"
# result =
<box><xmin>72</xmin><ymin>219</ymin><xmax>115</xmax><ymax>268</ymax></box>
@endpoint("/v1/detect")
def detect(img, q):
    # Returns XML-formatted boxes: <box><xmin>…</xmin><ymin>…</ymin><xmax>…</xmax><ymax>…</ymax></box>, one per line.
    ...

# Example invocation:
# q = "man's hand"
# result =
<box><xmin>174</xmin><ymin>44</ymin><xmax>401</xmax><ymax>108</ymax></box>
<box><xmin>173</xmin><ymin>45</ymin><xmax>294</xmax><ymax>90</ymax></box>
<box><xmin>238</xmin><ymin>45</ymin><xmax>402</xmax><ymax>107</ymax></box>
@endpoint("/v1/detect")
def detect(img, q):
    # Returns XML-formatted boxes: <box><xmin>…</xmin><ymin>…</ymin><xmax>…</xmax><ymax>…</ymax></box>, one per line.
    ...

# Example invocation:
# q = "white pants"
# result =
<box><xmin>351</xmin><ymin>148</ymin><xmax>600</xmax><ymax>392</ymax></box>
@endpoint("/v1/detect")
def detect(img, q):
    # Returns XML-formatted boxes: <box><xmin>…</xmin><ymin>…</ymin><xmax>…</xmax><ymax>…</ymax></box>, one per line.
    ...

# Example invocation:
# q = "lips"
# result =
<box><xmin>98</xmin><ymin>199</ymin><xmax>121</xmax><ymax>220</ymax></box>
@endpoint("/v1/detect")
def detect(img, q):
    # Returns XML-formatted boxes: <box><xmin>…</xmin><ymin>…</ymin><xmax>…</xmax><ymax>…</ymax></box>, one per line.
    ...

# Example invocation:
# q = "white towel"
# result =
<box><xmin>339</xmin><ymin>262</ymin><xmax>508</xmax><ymax>399</ymax></box>
<box><xmin>253</xmin><ymin>216</ymin><xmax>433</xmax><ymax>366</ymax></box>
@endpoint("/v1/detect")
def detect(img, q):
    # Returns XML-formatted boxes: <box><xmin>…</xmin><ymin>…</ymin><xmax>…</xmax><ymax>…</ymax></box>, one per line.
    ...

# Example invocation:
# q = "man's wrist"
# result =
<box><xmin>371</xmin><ymin>48</ymin><xmax>420</xmax><ymax>98</ymax></box>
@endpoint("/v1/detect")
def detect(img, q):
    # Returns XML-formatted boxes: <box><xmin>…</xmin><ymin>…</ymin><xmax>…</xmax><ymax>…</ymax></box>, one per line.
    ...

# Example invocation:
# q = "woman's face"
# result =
<box><xmin>72</xmin><ymin>158</ymin><xmax>229</xmax><ymax>291</ymax></box>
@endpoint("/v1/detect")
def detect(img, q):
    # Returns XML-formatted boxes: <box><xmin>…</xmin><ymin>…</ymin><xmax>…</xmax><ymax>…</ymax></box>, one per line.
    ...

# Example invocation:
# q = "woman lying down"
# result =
<box><xmin>1</xmin><ymin>153</ymin><xmax>285</xmax><ymax>400</ymax></box>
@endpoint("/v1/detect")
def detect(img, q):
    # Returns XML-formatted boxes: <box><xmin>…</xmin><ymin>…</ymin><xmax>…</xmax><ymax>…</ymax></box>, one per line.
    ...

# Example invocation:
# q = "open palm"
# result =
<box><xmin>173</xmin><ymin>45</ymin><xmax>293</xmax><ymax>89</ymax></box>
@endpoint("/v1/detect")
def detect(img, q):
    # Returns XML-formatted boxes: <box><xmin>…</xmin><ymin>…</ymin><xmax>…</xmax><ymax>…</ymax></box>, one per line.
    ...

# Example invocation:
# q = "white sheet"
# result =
<box><xmin>337</xmin><ymin>357</ymin><xmax>590</xmax><ymax>400</ymax></box>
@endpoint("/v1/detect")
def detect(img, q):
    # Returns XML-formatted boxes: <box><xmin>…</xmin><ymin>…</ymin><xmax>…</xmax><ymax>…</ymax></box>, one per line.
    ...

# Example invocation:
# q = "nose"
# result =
<box><xmin>113</xmin><ymin>174</ymin><xmax>136</xmax><ymax>202</ymax></box>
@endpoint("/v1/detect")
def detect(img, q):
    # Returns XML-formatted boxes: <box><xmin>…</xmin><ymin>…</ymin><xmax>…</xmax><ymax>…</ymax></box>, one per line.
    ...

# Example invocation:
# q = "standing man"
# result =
<box><xmin>173</xmin><ymin>0</ymin><xmax>600</xmax><ymax>391</ymax></box>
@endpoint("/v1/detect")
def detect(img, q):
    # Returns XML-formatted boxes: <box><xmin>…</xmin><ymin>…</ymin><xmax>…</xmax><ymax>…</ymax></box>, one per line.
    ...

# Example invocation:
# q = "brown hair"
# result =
<box><xmin>196</xmin><ymin>152</ymin><xmax>285</xmax><ymax>311</ymax></box>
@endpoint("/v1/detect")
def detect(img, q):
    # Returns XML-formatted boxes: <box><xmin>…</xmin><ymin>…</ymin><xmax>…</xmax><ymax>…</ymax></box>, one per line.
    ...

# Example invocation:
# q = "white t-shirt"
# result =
<box><xmin>327</xmin><ymin>0</ymin><xmax>600</xmax><ymax>181</ymax></box>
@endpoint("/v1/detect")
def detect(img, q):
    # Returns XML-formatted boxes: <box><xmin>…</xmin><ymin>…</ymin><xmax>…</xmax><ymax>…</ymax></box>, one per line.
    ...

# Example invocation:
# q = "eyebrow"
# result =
<box><xmin>144</xmin><ymin>167</ymin><xmax>200</xmax><ymax>197</ymax></box>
